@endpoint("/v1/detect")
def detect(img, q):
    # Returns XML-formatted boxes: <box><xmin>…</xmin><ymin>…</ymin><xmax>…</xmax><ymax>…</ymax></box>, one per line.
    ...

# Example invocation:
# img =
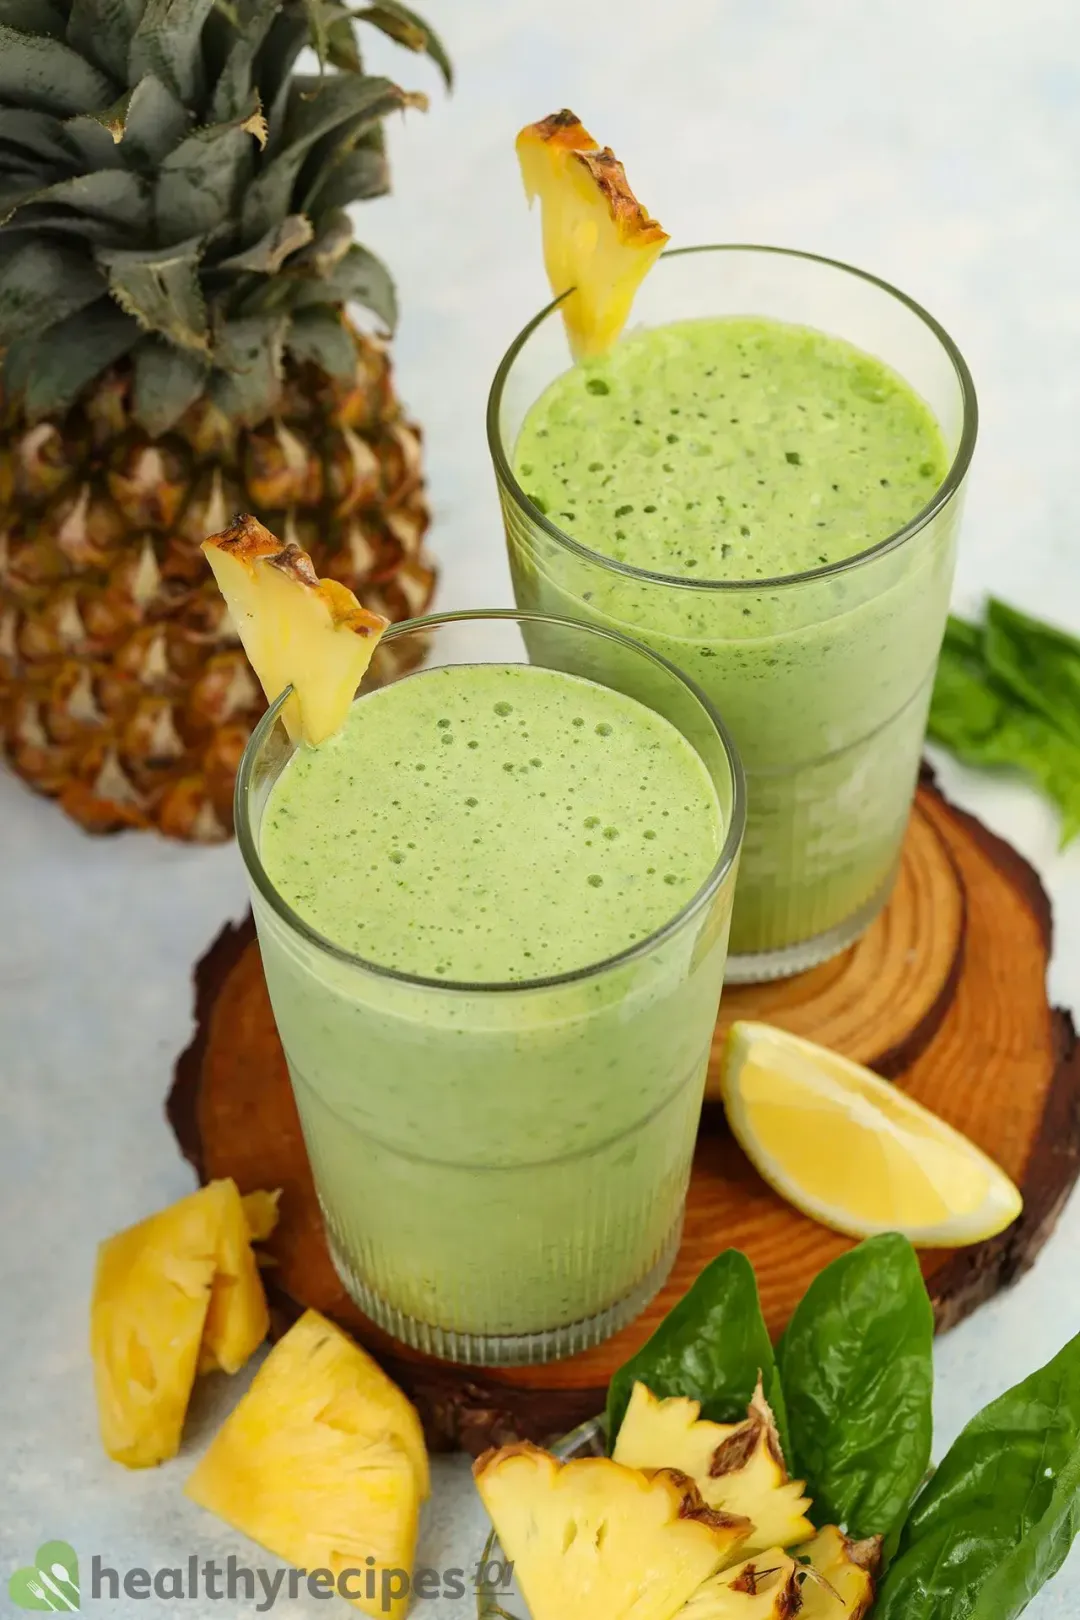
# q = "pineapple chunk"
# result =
<box><xmin>202</xmin><ymin>514</ymin><xmax>389</xmax><ymax>746</ymax></box>
<box><xmin>91</xmin><ymin>1179</ymin><xmax>273</xmax><ymax>1468</ymax></box>
<box><xmin>796</xmin><ymin>1526</ymin><xmax>881</xmax><ymax>1620</ymax></box>
<box><xmin>199</xmin><ymin>1182</ymin><xmax>279</xmax><ymax>1376</ymax></box>
<box><xmin>186</xmin><ymin>1311</ymin><xmax>428</xmax><ymax>1620</ymax></box>
<box><xmin>679</xmin><ymin>1549</ymin><xmax>803</xmax><ymax>1619</ymax></box>
<box><xmin>614</xmin><ymin>1381</ymin><xmax>815</xmax><ymax>1554</ymax></box>
<box><xmin>473</xmin><ymin>1442</ymin><xmax>750</xmax><ymax>1620</ymax></box>
<box><xmin>516</xmin><ymin>109</ymin><xmax>669</xmax><ymax>359</ymax></box>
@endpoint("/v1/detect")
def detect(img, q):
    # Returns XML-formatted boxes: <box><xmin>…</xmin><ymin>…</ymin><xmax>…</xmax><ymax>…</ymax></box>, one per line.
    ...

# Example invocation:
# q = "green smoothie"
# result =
<box><xmin>506</xmin><ymin>315</ymin><xmax>959</xmax><ymax>966</ymax></box>
<box><xmin>249</xmin><ymin>660</ymin><xmax>737</xmax><ymax>1350</ymax></box>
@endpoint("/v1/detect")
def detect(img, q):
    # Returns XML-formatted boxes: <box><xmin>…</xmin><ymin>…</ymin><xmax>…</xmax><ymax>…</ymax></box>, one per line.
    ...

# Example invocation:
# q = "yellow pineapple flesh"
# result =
<box><xmin>516</xmin><ymin>109</ymin><xmax>669</xmax><ymax>359</ymax></box>
<box><xmin>678</xmin><ymin>1549</ymin><xmax>803</xmax><ymax>1620</ymax></box>
<box><xmin>202</xmin><ymin>516</ymin><xmax>389</xmax><ymax>746</ymax></box>
<box><xmin>796</xmin><ymin>1526</ymin><xmax>881</xmax><ymax>1620</ymax></box>
<box><xmin>91</xmin><ymin>1179</ymin><xmax>275</xmax><ymax>1468</ymax></box>
<box><xmin>199</xmin><ymin>1183</ymin><xmax>280</xmax><ymax>1376</ymax></box>
<box><xmin>186</xmin><ymin>1311</ymin><xmax>427</xmax><ymax>1620</ymax></box>
<box><xmin>473</xmin><ymin>1442</ymin><xmax>750</xmax><ymax>1620</ymax></box>
<box><xmin>613</xmin><ymin>1381</ymin><xmax>815</xmax><ymax>1555</ymax></box>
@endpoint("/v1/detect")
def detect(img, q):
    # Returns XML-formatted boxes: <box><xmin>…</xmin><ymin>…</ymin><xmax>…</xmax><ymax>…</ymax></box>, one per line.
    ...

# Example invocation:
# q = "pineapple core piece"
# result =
<box><xmin>796</xmin><ymin>1526</ymin><xmax>881</xmax><ymax>1620</ymax></box>
<box><xmin>91</xmin><ymin>1179</ymin><xmax>276</xmax><ymax>1468</ymax></box>
<box><xmin>516</xmin><ymin>109</ymin><xmax>669</xmax><ymax>359</ymax></box>
<box><xmin>186</xmin><ymin>1311</ymin><xmax>428</xmax><ymax>1620</ymax></box>
<box><xmin>678</xmin><ymin>1548</ymin><xmax>803</xmax><ymax>1619</ymax></box>
<box><xmin>473</xmin><ymin>1442</ymin><xmax>750</xmax><ymax>1620</ymax></box>
<box><xmin>202</xmin><ymin>514</ymin><xmax>389</xmax><ymax>746</ymax></box>
<box><xmin>614</xmin><ymin>1381</ymin><xmax>815</xmax><ymax>1555</ymax></box>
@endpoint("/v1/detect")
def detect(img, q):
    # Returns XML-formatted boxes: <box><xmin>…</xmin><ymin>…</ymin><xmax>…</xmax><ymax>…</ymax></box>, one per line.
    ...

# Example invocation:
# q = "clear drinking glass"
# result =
<box><xmin>236</xmin><ymin>611</ymin><xmax>745</xmax><ymax>1366</ymax></box>
<box><xmin>489</xmin><ymin>246</ymin><xmax>977</xmax><ymax>980</ymax></box>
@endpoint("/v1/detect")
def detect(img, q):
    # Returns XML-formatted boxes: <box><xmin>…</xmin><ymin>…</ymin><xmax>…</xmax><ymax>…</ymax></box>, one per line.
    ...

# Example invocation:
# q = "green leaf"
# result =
<box><xmin>0</xmin><ymin>109</ymin><xmax>75</xmax><ymax>168</ymax></box>
<box><xmin>66</xmin><ymin>0</ymin><xmax>144</xmax><ymax>82</ymax></box>
<box><xmin>208</xmin><ymin>0</ymin><xmax>281</xmax><ymax>122</ymax></box>
<box><xmin>128</xmin><ymin>0</ymin><xmax>217</xmax><ymax>103</ymax></box>
<box><xmin>303</xmin><ymin>132</ymin><xmax>388</xmax><ymax>210</ymax></box>
<box><xmin>98</xmin><ymin>236</ymin><xmax>210</xmax><ymax>352</ymax></box>
<box><xmin>2</xmin><ymin>170</ymin><xmax>151</xmax><ymax>233</ymax></box>
<box><xmin>210</xmin><ymin>311</ymin><xmax>287</xmax><ymax>420</ymax></box>
<box><xmin>119</xmin><ymin>73</ymin><xmax>191</xmax><ymax>167</ymax></box>
<box><xmin>877</xmin><ymin>1329</ymin><xmax>1080</xmax><ymax>1620</ymax></box>
<box><xmin>0</xmin><ymin>0</ymin><xmax>68</xmax><ymax>36</ymax></box>
<box><xmin>929</xmin><ymin>615</ymin><xmax>1080</xmax><ymax>846</ymax></box>
<box><xmin>285</xmin><ymin>306</ymin><xmax>356</xmax><ymax>376</ymax></box>
<box><xmin>64</xmin><ymin>105</ymin><xmax>130</xmax><ymax>164</ymax></box>
<box><xmin>242</xmin><ymin>72</ymin><xmax>414</xmax><ymax>240</ymax></box>
<box><xmin>606</xmin><ymin>1251</ymin><xmax>787</xmax><ymax>1452</ymax></box>
<box><xmin>155</xmin><ymin>94</ymin><xmax>266</xmax><ymax>242</ymax></box>
<box><xmin>290</xmin><ymin>239</ymin><xmax>396</xmax><ymax>329</ymax></box>
<box><xmin>216</xmin><ymin>212</ymin><xmax>314</xmax><ymax>272</ymax></box>
<box><xmin>776</xmin><ymin>1235</ymin><xmax>934</xmax><ymax>1541</ymax></box>
<box><xmin>985</xmin><ymin>597</ymin><xmax>1080</xmax><ymax>750</ymax></box>
<box><xmin>255</xmin><ymin>6</ymin><xmax>312</xmax><ymax>153</ymax></box>
<box><xmin>326</xmin><ymin>13</ymin><xmax>361</xmax><ymax>71</ymax></box>
<box><xmin>0</xmin><ymin>24</ymin><xmax>119</xmax><ymax>115</ymax></box>
<box><xmin>132</xmin><ymin>334</ymin><xmax>208</xmax><ymax>433</ymax></box>
<box><xmin>356</xmin><ymin>1</ymin><xmax>452</xmax><ymax>87</ymax></box>
<box><xmin>2</xmin><ymin>297</ymin><xmax>138</xmax><ymax>418</ymax></box>
<box><xmin>0</xmin><ymin>239</ymin><xmax>105</xmax><ymax>346</ymax></box>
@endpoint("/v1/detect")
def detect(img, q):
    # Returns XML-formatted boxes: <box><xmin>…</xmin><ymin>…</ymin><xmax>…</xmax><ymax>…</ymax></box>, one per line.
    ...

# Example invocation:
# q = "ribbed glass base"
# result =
<box><xmin>724</xmin><ymin>863</ymin><xmax>897</xmax><ymax>984</ymax></box>
<box><xmin>327</xmin><ymin>1217</ymin><xmax>683</xmax><ymax>1367</ymax></box>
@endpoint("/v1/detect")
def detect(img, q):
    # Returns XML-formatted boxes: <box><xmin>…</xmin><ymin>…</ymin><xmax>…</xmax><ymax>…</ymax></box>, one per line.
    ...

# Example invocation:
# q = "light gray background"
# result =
<box><xmin>3</xmin><ymin>0</ymin><xmax>1080</xmax><ymax>1613</ymax></box>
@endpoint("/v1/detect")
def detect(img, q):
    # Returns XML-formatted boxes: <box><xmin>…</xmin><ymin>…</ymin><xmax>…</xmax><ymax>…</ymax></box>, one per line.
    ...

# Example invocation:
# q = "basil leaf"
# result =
<box><xmin>877</xmin><ymin>1329</ymin><xmax>1080</xmax><ymax>1620</ymax></box>
<box><xmin>776</xmin><ymin>1234</ymin><xmax>934</xmax><ymax>1541</ymax></box>
<box><xmin>985</xmin><ymin>597</ymin><xmax>1080</xmax><ymax>749</ymax></box>
<box><xmin>929</xmin><ymin>615</ymin><xmax>1080</xmax><ymax>846</ymax></box>
<box><xmin>606</xmin><ymin>1250</ymin><xmax>786</xmax><ymax>1451</ymax></box>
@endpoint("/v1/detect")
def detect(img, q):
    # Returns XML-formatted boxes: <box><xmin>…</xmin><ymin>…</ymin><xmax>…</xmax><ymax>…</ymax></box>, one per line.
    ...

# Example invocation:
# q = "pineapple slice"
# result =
<box><xmin>679</xmin><ymin>1549</ymin><xmax>803</xmax><ymax>1619</ymax></box>
<box><xmin>202</xmin><ymin>514</ymin><xmax>389</xmax><ymax>746</ymax></box>
<box><xmin>473</xmin><ymin>1442</ymin><xmax>750</xmax><ymax>1620</ymax></box>
<box><xmin>516</xmin><ymin>109</ymin><xmax>669</xmax><ymax>359</ymax></box>
<box><xmin>186</xmin><ymin>1311</ymin><xmax>428</xmax><ymax>1620</ymax></box>
<box><xmin>199</xmin><ymin>1183</ymin><xmax>279</xmax><ymax>1376</ymax></box>
<box><xmin>614</xmin><ymin>1381</ymin><xmax>815</xmax><ymax>1554</ymax></box>
<box><xmin>796</xmin><ymin>1526</ymin><xmax>881</xmax><ymax>1620</ymax></box>
<box><xmin>91</xmin><ymin>1179</ymin><xmax>274</xmax><ymax>1468</ymax></box>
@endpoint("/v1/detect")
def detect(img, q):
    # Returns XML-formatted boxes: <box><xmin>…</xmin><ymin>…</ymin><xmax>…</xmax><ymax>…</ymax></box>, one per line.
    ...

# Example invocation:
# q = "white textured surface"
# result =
<box><xmin>4</xmin><ymin>0</ymin><xmax>1080</xmax><ymax>1612</ymax></box>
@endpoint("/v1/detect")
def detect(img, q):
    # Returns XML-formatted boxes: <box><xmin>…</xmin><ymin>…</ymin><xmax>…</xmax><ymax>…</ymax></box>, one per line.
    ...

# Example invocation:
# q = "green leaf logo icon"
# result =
<box><xmin>8</xmin><ymin>1542</ymin><xmax>80</xmax><ymax>1611</ymax></box>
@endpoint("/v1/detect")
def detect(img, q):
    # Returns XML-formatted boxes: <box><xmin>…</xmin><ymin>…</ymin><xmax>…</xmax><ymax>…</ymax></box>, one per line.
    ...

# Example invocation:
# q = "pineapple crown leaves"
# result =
<box><xmin>0</xmin><ymin>0</ymin><xmax>450</xmax><ymax>431</ymax></box>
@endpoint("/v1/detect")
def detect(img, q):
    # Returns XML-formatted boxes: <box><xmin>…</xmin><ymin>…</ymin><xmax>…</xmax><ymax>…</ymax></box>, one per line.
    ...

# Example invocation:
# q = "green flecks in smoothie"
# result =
<box><xmin>260</xmin><ymin>663</ymin><xmax>724</xmax><ymax>982</ymax></box>
<box><xmin>513</xmin><ymin>316</ymin><xmax>950</xmax><ymax>578</ymax></box>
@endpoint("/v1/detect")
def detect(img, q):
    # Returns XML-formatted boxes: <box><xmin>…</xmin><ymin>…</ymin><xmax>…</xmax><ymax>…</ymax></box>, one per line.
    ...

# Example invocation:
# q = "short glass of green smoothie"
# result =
<box><xmin>489</xmin><ymin>245</ymin><xmax>978</xmax><ymax>979</ymax></box>
<box><xmin>235</xmin><ymin>610</ymin><xmax>744</xmax><ymax>1366</ymax></box>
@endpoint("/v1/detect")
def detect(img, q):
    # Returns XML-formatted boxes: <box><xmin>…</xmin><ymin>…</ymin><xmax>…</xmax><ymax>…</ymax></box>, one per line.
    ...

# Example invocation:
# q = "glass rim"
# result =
<box><xmin>486</xmin><ymin>242</ymin><xmax>979</xmax><ymax>593</ymax></box>
<box><xmin>235</xmin><ymin>608</ymin><xmax>747</xmax><ymax>996</ymax></box>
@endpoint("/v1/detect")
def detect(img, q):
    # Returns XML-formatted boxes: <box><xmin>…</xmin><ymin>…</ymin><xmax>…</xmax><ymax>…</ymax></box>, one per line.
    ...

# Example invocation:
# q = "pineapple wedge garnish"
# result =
<box><xmin>796</xmin><ymin>1526</ymin><xmax>881</xmax><ymax>1620</ymax></box>
<box><xmin>474</xmin><ymin>1442</ymin><xmax>750</xmax><ymax>1620</ymax></box>
<box><xmin>678</xmin><ymin>1548</ymin><xmax>803</xmax><ymax>1619</ymax></box>
<box><xmin>202</xmin><ymin>514</ymin><xmax>389</xmax><ymax>746</ymax></box>
<box><xmin>614</xmin><ymin>1380</ymin><xmax>815</xmax><ymax>1555</ymax></box>
<box><xmin>516</xmin><ymin>109</ymin><xmax>669</xmax><ymax>359</ymax></box>
<box><xmin>186</xmin><ymin>1311</ymin><xmax>428</xmax><ymax>1620</ymax></box>
<box><xmin>91</xmin><ymin>1179</ymin><xmax>277</xmax><ymax>1468</ymax></box>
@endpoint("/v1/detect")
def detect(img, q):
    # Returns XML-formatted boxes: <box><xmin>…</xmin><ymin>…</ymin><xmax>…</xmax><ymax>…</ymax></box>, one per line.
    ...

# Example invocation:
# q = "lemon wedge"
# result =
<box><xmin>721</xmin><ymin>1021</ymin><xmax>1023</xmax><ymax>1245</ymax></box>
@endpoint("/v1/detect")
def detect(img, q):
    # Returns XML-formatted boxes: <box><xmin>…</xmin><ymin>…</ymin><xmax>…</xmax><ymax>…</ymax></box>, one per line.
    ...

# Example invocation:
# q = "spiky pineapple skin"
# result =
<box><xmin>0</xmin><ymin>325</ymin><xmax>434</xmax><ymax>840</ymax></box>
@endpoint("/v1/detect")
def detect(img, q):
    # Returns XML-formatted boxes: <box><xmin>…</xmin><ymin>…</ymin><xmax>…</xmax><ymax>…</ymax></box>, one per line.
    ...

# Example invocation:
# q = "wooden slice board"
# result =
<box><xmin>169</xmin><ymin>769</ymin><xmax>1080</xmax><ymax>1455</ymax></box>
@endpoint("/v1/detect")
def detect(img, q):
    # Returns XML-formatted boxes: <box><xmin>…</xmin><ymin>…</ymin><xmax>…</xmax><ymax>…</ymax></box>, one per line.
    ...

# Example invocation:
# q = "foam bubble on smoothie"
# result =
<box><xmin>260</xmin><ymin>663</ymin><xmax>724</xmax><ymax>981</ymax></box>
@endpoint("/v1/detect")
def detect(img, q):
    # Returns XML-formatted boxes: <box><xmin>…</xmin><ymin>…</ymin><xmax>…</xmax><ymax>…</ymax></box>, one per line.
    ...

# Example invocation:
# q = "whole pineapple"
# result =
<box><xmin>0</xmin><ymin>0</ymin><xmax>448</xmax><ymax>840</ymax></box>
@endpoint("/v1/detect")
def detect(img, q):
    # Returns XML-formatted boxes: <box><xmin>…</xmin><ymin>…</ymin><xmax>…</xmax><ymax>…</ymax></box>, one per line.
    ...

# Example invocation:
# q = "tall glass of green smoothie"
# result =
<box><xmin>490</xmin><ymin>246</ymin><xmax>977</xmax><ymax>980</ymax></box>
<box><xmin>236</xmin><ymin>611</ymin><xmax>744</xmax><ymax>1365</ymax></box>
